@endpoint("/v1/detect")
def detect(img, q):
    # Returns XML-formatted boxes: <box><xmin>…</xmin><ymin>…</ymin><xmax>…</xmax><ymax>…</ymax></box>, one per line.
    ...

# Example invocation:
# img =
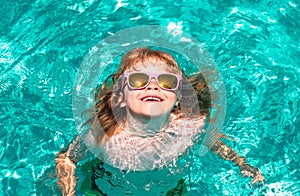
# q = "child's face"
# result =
<box><xmin>121</xmin><ymin>60</ymin><xmax>179</xmax><ymax>118</ymax></box>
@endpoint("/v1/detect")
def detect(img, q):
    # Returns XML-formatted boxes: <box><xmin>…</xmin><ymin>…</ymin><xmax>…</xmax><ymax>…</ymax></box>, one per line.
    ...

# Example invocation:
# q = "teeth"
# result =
<box><xmin>142</xmin><ymin>97</ymin><xmax>162</xmax><ymax>102</ymax></box>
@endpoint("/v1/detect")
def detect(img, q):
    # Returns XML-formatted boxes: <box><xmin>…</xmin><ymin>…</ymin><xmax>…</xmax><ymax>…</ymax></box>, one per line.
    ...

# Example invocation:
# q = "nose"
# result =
<box><xmin>146</xmin><ymin>78</ymin><xmax>160</xmax><ymax>91</ymax></box>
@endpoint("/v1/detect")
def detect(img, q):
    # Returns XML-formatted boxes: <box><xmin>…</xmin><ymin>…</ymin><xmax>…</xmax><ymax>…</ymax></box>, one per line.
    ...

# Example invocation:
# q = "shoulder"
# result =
<box><xmin>170</xmin><ymin>115</ymin><xmax>206</xmax><ymax>126</ymax></box>
<box><xmin>168</xmin><ymin>115</ymin><xmax>206</xmax><ymax>135</ymax></box>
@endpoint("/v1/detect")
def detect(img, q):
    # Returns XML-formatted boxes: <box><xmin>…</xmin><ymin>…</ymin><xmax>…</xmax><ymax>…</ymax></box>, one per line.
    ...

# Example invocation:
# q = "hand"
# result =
<box><xmin>239</xmin><ymin>163</ymin><xmax>265</xmax><ymax>185</ymax></box>
<box><xmin>55</xmin><ymin>152</ymin><xmax>77</xmax><ymax>196</ymax></box>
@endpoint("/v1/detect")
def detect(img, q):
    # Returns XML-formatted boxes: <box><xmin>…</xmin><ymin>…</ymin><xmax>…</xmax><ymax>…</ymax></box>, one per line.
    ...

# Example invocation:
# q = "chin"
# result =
<box><xmin>129</xmin><ymin>102</ymin><xmax>173</xmax><ymax>118</ymax></box>
<box><xmin>144</xmin><ymin>112</ymin><xmax>166</xmax><ymax>118</ymax></box>
<box><xmin>146</xmin><ymin>104</ymin><xmax>169</xmax><ymax>116</ymax></box>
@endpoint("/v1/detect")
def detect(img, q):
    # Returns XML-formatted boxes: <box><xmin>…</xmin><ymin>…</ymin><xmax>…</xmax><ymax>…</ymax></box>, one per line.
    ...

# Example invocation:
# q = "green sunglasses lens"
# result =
<box><xmin>158</xmin><ymin>74</ymin><xmax>178</xmax><ymax>89</ymax></box>
<box><xmin>129</xmin><ymin>73</ymin><xmax>149</xmax><ymax>88</ymax></box>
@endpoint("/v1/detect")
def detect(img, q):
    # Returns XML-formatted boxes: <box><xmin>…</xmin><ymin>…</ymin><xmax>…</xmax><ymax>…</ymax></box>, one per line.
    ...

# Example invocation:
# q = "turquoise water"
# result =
<box><xmin>1</xmin><ymin>0</ymin><xmax>299</xmax><ymax>195</ymax></box>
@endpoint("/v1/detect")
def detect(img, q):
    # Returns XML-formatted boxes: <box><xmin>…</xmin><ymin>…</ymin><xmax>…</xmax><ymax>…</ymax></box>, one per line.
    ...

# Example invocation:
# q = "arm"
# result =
<box><xmin>55</xmin><ymin>149</ymin><xmax>77</xmax><ymax>196</ymax></box>
<box><xmin>55</xmin><ymin>135</ymin><xmax>94</xmax><ymax>196</ymax></box>
<box><xmin>211</xmin><ymin>135</ymin><xmax>265</xmax><ymax>185</ymax></box>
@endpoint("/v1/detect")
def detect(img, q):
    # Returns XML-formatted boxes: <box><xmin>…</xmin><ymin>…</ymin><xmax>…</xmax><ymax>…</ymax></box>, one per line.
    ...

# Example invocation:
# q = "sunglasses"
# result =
<box><xmin>122</xmin><ymin>72</ymin><xmax>182</xmax><ymax>91</ymax></box>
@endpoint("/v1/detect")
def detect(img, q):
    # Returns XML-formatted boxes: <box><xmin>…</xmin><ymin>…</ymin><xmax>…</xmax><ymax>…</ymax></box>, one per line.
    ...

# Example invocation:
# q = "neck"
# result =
<box><xmin>124</xmin><ymin>109</ymin><xmax>170</xmax><ymax>136</ymax></box>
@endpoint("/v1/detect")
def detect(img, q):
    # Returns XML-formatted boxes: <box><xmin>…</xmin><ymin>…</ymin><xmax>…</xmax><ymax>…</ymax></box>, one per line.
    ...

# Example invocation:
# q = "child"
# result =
<box><xmin>55</xmin><ymin>47</ymin><xmax>264</xmax><ymax>195</ymax></box>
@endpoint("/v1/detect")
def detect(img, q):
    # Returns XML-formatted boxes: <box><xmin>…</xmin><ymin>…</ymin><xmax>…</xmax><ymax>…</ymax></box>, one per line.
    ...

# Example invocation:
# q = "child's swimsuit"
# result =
<box><xmin>99</xmin><ymin>117</ymin><xmax>205</xmax><ymax>171</ymax></box>
<box><xmin>92</xmin><ymin>117</ymin><xmax>205</xmax><ymax>195</ymax></box>
<box><xmin>75</xmin><ymin>117</ymin><xmax>205</xmax><ymax>195</ymax></box>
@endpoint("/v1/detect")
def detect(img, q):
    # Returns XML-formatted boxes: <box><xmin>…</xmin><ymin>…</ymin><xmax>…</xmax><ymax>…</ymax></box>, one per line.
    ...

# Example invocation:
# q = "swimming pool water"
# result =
<box><xmin>0</xmin><ymin>0</ymin><xmax>299</xmax><ymax>195</ymax></box>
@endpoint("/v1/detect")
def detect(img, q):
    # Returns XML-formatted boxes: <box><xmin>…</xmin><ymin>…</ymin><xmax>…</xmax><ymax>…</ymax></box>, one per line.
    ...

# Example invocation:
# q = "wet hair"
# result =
<box><xmin>86</xmin><ymin>47</ymin><xmax>211</xmax><ymax>143</ymax></box>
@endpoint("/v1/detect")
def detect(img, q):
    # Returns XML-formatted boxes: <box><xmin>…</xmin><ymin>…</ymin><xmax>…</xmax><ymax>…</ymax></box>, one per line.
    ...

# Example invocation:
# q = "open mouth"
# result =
<box><xmin>141</xmin><ymin>96</ymin><xmax>163</xmax><ymax>102</ymax></box>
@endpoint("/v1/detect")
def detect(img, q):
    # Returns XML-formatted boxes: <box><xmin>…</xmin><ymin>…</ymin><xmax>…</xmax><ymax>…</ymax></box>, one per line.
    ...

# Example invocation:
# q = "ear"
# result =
<box><xmin>176</xmin><ymin>91</ymin><xmax>182</xmax><ymax>100</ymax></box>
<box><xmin>175</xmin><ymin>93</ymin><xmax>182</xmax><ymax>106</ymax></box>
<box><xmin>118</xmin><ymin>92</ymin><xmax>126</xmax><ymax>107</ymax></box>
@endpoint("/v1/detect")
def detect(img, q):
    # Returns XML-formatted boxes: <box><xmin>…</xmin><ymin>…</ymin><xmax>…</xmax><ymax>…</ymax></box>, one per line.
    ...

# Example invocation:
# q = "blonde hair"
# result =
<box><xmin>87</xmin><ymin>47</ymin><xmax>211</xmax><ymax>143</ymax></box>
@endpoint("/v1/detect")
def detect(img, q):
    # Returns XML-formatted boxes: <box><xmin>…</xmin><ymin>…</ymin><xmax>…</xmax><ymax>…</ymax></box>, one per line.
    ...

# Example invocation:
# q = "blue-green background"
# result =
<box><xmin>0</xmin><ymin>0</ymin><xmax>299</xmax><ymax>195</ymax></box>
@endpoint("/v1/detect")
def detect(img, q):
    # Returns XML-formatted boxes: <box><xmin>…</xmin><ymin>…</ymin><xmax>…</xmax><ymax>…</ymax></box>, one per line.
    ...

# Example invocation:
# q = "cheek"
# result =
<box><xmin>163</xmin><ymin>93</ymin><xmax>177</xmax><ymax>110</ymax></box>
<box><xmin>125</xmin><ymin>92</ymin><xmax>139</xmax><ymax>107</ymax></box>
<box><xmin>168</xmin><ymin>93</ymin><xmax>177</xmax><ymax>103</ymax></box>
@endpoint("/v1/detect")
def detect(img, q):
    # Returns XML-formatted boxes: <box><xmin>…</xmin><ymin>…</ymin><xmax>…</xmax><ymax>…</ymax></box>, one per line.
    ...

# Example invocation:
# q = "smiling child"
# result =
<box><xmin>55</xmin><ymin>47</ymin><xmax>264</xmax><ymax>195</ymax></box>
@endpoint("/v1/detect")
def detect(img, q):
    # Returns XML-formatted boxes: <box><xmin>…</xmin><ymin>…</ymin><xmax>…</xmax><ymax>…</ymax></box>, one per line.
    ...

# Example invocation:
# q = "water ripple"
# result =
<box><xmin>0</xmin><ymin>0</ymin><xmax>299</xmax><ymax>195</ymax></box>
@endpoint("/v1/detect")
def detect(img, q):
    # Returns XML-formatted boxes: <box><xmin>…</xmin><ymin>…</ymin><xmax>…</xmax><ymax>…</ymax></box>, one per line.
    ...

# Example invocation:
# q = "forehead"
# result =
<box><xmin>126</xmin><ymin>59</ymin><xmax>180</xmax><ymax>74</ymax></box>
